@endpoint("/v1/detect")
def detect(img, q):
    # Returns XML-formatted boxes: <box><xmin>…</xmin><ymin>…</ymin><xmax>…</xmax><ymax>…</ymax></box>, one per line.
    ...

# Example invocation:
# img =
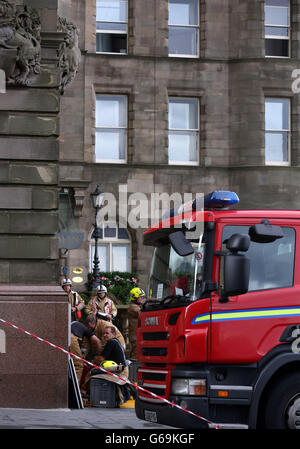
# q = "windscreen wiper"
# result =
<box><xmin>160</xmin><ymin>294</ymin><xmax>190</xmax><ymax>305</ymax></box>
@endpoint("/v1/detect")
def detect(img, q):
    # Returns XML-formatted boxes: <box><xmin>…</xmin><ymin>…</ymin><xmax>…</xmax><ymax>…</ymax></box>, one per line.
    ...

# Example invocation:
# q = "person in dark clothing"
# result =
<box><xmin>99</xmin><ymin>326</ymin><xmax>127</xmax><ymax>366</ymax></box>
<box><xmin>96</xmin><ymin>325</ymin><xmax>131</xmax><ymax>403</ymax></box>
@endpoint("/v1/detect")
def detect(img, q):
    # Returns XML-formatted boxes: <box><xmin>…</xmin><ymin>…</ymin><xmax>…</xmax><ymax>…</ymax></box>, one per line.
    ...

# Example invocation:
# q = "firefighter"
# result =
<box><xmin>127</xmin><ymin>287</ymin><xmax>145</xmax><ymax>359</ymax></box>
<box><xmin>85</xmin><ymin>284</ymin><xmax>117</xmax><ymax>322</ymax></box>
<box><xmin>85</xmin><ymin>314</ymin><xmax>126</xmax><ymax>350</ymax></box>
<box><xmin>61</xmin><ymin>278</ymin><xmax>85</xmax><ymax>321</ymax></box>
<box><xmin>70</xmin><ymin>321</ymin><xmax>102</xmax><ymax>383</ymax></box>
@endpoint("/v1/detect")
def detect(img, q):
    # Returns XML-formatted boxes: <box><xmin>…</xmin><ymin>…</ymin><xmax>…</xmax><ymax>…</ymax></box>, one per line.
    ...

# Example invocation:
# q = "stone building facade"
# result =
<box><xmin>0</xmin><ymin>0</ymin><xmax>80</xmax><ymax>408</ymax></box>
<box><xmin>0</xmin><ymin>0</ymin><xmax>300</xmax><ymax>409</ymax></box>
<box><xmin>60</xmin><ymin>0</ymin><xmax>300</xmax><ymax>292</ymax></box>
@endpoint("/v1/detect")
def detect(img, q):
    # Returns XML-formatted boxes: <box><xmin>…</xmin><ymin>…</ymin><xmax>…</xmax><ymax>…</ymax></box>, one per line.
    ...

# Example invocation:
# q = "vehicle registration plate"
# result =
<box><xmin>144</xmin><ymin>410</ymin><xmax>158</xmax><ymax>423</ymax></box>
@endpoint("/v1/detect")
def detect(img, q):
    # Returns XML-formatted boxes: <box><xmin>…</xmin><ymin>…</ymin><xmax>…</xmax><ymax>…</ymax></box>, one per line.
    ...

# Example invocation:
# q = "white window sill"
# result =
<box><xmin>265</xmin><ymin>162</ymin><xmax>290</xmax><ymax>166</ymax></box>
<box><xmin>168</xmin><ymin>161</ymin><xmax>199</xmax><ymax>166</ymax></box>
<box><xmin>168</xmin><ymin>54</ymin><xmax>199</xmax><ymax>58</ymax></box>
<box><xmin>96</xmin><ymin>51</ymin><xmax>128</xmax><ymax>55</ymax></box>
<box><xmin>95</xmin><ymin>159</ymin><xmax>127</xmax><ymax>164</ymax></box>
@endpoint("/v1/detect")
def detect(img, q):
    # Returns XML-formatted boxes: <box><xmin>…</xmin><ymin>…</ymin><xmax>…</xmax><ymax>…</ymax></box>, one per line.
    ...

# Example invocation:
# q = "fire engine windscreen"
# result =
<box><xmin>148</xmin><ymin>235</ymin><xmax>206</xmax><ymax>301</ymax></box>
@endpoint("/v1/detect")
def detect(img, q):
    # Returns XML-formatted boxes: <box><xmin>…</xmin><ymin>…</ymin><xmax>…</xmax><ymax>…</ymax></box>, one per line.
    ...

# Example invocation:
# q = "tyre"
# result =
<box><xmin>264</xmin><ymin>372</ymin><xmax>300</xmax><ymax>429</ymax></box>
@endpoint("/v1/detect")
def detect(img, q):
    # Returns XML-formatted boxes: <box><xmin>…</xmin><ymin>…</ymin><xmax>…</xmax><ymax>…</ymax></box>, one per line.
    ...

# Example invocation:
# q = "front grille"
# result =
<box><xmin>142</xmin><ymin>347</ymin><xmax>167</xmax><ymax>356</ymax></box>
<box><xmin>145</xmin><ymin>363</ymin><xmax>167</xmax><ymax>367</ymax></box>
<box><xmin>143</xmin><ymin>385</ymin><xmax>166</xmax><ymax>396</ymax></box>
<box><xmin>141</xmin><ymin>372</ymin><xmax>166</xmax><ymax>381</ymax></box>
<box><xmin>138</xmin><ymin>368</ymin><xmax>169</xmax><ymax>404</ymax></box>
<box><xmin>143</xmin><ymin>332</ymin><xmax>169</xmax><ymax>341</ymax></box>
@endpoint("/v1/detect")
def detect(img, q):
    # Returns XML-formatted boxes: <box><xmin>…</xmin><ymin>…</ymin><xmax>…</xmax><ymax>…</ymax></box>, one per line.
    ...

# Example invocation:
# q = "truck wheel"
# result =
<box><xmin>264</xmin><ymin>372</ymin><xmax>300</xmax><ymax>429</ymax></box>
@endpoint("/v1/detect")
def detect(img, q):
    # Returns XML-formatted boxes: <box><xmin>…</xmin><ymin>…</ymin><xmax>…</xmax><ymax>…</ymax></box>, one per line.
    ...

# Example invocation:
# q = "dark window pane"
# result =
<box><xmin>104</xmin><ymin>224</ymin><xmax>116</xmax><ymax>238</ymax></box>
<box><xmin>265</xmin><ymin>0</ymin><xmax>289</xmax><ymax>6</ymax></box>
<box><xmin>118</xmin><ymin>227</ymin><xmax>129</xmax><ymax>239</ymax></box>
<box><xmin>96</xmin><ymin>33</ymin><xmax>127</xmax><ymax>53</ymax></box>
<box><xmin>265</xmin><ymin>38</ymin><xmax>289</xmax><ymax>56</ymax></box>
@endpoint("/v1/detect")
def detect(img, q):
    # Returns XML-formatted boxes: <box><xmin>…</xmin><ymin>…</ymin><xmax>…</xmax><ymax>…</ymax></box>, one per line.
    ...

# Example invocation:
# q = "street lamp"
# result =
<box><xmin>90</xmin><ymin>185</ymin><xmax>104</xmax><ymax>290</ymax></box>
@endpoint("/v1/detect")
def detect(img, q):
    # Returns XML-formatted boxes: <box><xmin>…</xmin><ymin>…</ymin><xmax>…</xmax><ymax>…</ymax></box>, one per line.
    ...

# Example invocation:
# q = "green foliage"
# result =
<box><xmin>87</xmin><ymin>271</ymin><xmax>139</xmax><ymax>304</ymax></box>
<box><xmin>80</xmin><ymin>291</ymin><xmax>91</xmax><ymax>305</ymax></box>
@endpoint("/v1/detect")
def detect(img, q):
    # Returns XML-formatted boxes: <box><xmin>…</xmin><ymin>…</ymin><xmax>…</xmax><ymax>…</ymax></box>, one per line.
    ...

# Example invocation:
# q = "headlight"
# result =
<box><xmin>171</xmin><ymin>379</ymin><xmax>189</xmax><ymax>395</ymax></box>
<box><xmin>171</xmin><ymin>378</ymin><xmax>206</xmax><ymax>396</ymax></box>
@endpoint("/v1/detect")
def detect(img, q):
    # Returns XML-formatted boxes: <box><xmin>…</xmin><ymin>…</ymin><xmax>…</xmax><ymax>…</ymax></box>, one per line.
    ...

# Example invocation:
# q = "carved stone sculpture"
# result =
<box><xmin>58</xmin><ymin>17</ymin><xmax>81</xmax><ymax>95</ymax></box>
<box><xmin>0</xmin><ymin>1</ymin><xmax>80</xmax><ymax>93</ymax></box>
<box><xmin>0</xmin><ymin>0</ymin><xmax>41</xmax><ymax>86</ymax></box>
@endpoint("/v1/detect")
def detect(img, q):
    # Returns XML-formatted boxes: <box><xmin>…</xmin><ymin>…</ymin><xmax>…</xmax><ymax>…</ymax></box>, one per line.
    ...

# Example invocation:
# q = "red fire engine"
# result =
<box><xmin>135</xmin><ymin>191</ymin><xmax>300</xmax><ymax>429</ymax></box>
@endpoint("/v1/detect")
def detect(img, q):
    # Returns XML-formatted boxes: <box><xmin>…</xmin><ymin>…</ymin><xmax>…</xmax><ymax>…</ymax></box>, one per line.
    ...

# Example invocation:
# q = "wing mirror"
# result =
<box><xmin>217</xmin><ymin>233</ymin><xmax>250</xmax><ymax>302</ymax></box>
<box><xmin>168</xmin><ymin>231</ymin><xmax>194</xmax><ymax>256</ymax></box>
<box><xmin>249</xmin><ymin>220</ymin><xmax>283</xmax><ymax>243</ymax></box>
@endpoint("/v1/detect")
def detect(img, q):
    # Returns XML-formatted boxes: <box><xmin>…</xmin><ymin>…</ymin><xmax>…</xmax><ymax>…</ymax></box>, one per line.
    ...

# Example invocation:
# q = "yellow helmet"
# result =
<box><xmin>100</xmin><ymin>360</ymin><xmax>119</xmax><ymax>372</ymax></box>
<box><xmin>130</xmin><ymin>287</ymin><xmax>145</xmax><ymax>301</ymax></box>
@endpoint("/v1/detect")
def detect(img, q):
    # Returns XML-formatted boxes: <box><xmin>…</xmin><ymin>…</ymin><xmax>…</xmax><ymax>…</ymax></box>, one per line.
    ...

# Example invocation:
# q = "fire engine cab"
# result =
<box><xmin>135</xmin><ymin>191</ymin><xmax>300</xmax><ymax>429</ymax></box>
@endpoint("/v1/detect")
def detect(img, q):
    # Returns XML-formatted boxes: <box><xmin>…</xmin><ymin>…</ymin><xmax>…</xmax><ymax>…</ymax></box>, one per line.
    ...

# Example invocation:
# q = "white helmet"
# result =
<box><xmin>62</xmin><ymin>278</ymin><xmax>72</xmax><ymax>287</ymax></box>
<box><xmin>96</xmin><ymin>284</ymin><xmax>107</xmax><ymax>293</ymax></box>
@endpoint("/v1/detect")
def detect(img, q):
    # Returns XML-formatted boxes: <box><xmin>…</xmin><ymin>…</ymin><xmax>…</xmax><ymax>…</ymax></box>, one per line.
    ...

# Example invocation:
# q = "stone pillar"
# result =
<box><xmin>0</xmin><ymin>0</ymin><xmax>77</xmax><ymax>408</ymax></box>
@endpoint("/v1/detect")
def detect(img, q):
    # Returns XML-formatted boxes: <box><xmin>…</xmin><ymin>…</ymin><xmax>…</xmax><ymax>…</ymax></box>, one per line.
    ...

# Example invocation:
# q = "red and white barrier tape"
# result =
<box><xmin>0</xmin><ymin>317</ymin><xmax>219</xmax><ymax>429</ymax></box>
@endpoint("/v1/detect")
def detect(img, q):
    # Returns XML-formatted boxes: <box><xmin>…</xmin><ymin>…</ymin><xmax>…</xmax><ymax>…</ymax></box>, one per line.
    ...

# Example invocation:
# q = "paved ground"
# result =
<box><xmin>0</xmin><ymin>405</ymin><xmax>175</xmax><ymax>430</ymax></box>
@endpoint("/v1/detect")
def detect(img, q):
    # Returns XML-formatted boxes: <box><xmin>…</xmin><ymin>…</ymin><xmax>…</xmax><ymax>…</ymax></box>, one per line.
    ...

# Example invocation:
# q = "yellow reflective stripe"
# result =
<box><xmin>212</xmin><ymin>308</ymin><xmax>300</xmax><ymax>322</ymax></box>
<box><xmin>194</xmin><ymin>314</ymin><xmax>210</xmax><ymax>323</ymax></box>
<box><xmin>192</xmin><ymin>307</ymin><xmax>300</xmax><ymax>324</ymax></box>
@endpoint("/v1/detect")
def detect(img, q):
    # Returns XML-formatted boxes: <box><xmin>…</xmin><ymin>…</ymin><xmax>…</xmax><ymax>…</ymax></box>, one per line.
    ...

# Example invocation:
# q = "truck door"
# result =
<box><xmin>210</xmin><ymin>219</ymin><xmax>300</xmax><ymax>364</ymax></box>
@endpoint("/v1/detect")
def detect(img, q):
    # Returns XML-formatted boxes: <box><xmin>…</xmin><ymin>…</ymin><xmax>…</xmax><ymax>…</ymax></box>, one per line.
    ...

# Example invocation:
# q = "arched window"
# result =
<box><xmin>90</xmin><ymin>222</ymin><xmax>131</xmax><ymax>272</ymax></box>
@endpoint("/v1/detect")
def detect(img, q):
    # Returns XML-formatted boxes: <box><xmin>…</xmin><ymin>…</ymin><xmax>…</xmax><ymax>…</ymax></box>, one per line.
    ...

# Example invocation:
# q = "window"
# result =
<box><xmin>169</xmin><ymin>0</ymin><xmax>199</xmax><ymax>57</ymax></box>
<box><xmin>95</xmin><ymin>95</ymin><xmax>127</xmax><ymax>163</ymax></box>
<box><xmin>149</xmin><ymin>240</ymin><xmax>206</xmax><ymax>300</ymax></box>
<box><xmin>265</xmin><ymin>0</ymin><xmax>290</xmax><ymax>57</ymax></box>
<box><xmin>222</xmin><ymin>225</ymin><xmax>295</xmax><ymax>291</ymax></box>
<box><xmin>96</xmin><ymin>0</ymin><xmax>127</xmax><ymax>54</ymax></box>
<box><xmin>168</xmin><ymin>97</ymin><xmax>199</xmax><ymax>164</ymax></box>
<box><xmin>90</xmin><ymin>222</ymin><xmax>131</xmax><ymax>272</ymax></box>
<box><xmin>265</xmin><ymin>98</ymin><xmax>290</xmax><ymax>165</ymax></box>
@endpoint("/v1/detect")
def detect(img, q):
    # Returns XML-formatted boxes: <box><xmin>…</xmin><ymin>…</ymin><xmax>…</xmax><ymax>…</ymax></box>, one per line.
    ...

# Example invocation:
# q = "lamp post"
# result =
<box><xmin>90</xmin><ymin>185</ymin><xmax>104</xmax><ymax>290</ymax></box>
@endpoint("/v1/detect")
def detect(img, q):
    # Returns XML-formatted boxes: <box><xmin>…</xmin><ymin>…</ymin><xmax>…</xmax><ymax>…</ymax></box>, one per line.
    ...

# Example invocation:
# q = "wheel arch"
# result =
<box><xmin>249</xmin><ymin>353</ymin><xmax>300</xmax><ymax>428</ymax></box>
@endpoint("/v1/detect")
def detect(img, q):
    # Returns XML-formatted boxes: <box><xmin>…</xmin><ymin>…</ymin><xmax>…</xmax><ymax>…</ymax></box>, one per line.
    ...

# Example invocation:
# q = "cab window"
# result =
<box><xmin>222</xmin><ymin>225</ymin><xmax>295</xmax><ymax>291</ymax></box>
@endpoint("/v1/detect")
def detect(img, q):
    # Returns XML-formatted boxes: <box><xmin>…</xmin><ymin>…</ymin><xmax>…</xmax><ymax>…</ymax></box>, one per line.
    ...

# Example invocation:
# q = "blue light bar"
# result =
<box><xmin>162</xmin><ymin>190</ymin><xmax>239</xmax><ymax>220</ymax></box>
<box><xmin>202</xmin><ymin>191</ymin><xmax>239</xmax><ymax>210</ymax></box>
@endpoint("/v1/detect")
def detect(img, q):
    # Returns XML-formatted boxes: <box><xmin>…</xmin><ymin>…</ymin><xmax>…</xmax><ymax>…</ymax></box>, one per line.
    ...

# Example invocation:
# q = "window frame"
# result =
<box><xmin>96</xmin><ymin>0</ymin><xmax>128</xmax><ymax>55</ymax></box>
<box><xmin>95</xmin><ymin>94</ymin><xmax>128</xmax><ymax>164</ymax></box>
<box><xmin>264</xmin><ymin>0</ymin><xmax>290</xmax><ymax>58</ymax></box>
<box><xmin>168</xmin><ymin>0</ymin><xmax>200</xmax><ymax>58</ymax></box>
<box><xmin>89</xmin><ymin>222</ymin><xmax>131</xmax><ymax>272</ymax></box>
<box><xmin>264</xmin><ymin>97</ymin><xmax>291</xmax><ymax>166</ymax></box>
<box><xmin>221</xmin><ymin>224</ymin><xmax>295</xmax><ymax>293</ymax></box>
<box><xmin>168</xmin><ymin>96</ymin><xmax>200</xmax><ymax>165</ymax></box>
